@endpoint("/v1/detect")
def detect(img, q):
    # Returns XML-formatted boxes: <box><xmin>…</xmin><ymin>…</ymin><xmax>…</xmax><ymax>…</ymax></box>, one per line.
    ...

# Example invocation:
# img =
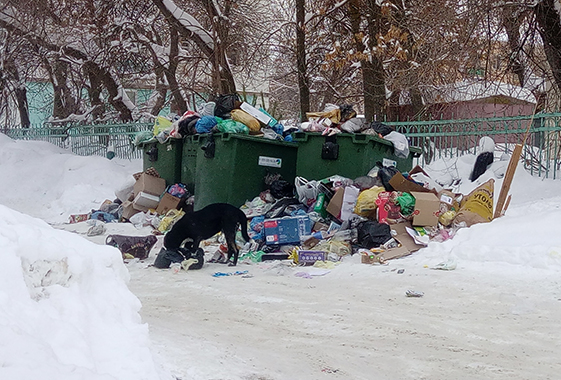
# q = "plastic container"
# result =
<box><xmin>293</xmin><ymin>132</ymin><xmax>420</xmax><ymax>181</ymax></box>
<box><xmin>192</xmin><ymin>133</ymin><xmax>298</xmax><ymax>210</ymax></box>
<box><xmin>140</xmin><ymin>138</ymin><xmax>183</xmax><ymax>186</ymax></box>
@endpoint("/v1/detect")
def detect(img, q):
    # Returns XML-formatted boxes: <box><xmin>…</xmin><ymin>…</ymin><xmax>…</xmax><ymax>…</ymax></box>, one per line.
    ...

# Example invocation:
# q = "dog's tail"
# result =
<box><xmin>239</xmin><ymin>212</ymin><xmax>251</xmax><ymax>242</ymax></box>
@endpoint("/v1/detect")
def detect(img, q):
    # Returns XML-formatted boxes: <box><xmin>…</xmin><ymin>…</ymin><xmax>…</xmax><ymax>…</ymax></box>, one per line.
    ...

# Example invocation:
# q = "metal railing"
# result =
<box><xmin>3</xmin><ymin>113</ymin><xmax>561</xmax><ymax>178</ymax></box>
<box><xmin>2</xmin><ymin>122</ymin><xmax>153</xmax><ymax>160</ymax></box>
<box><xmin>385</xmin><ymin>113</ymin><xmax>561</xmax><ymax>179</ymax></box>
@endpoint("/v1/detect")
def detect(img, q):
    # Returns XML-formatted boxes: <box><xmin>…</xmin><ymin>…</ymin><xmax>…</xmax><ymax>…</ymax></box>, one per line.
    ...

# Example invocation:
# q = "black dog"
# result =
<box><xmin>163</xmin><ymin>203</ymin><xmax>250</xmax><ymax>266</ymax></box>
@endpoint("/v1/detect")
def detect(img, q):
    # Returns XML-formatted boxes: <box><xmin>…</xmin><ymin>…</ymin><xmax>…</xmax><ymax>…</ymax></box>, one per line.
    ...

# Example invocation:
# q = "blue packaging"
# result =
<box><xmin>263</xmin><ymin>215</ymin><xmax>312</xmax><ymax>245</ymax></box>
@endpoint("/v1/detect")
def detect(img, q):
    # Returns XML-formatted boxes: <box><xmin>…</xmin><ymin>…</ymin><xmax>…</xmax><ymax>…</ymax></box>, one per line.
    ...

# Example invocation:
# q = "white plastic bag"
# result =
<box><xmin>383</xmin><ymin>131</ymin><xmax>410</xmax><ymax>159</ymax></box>
<box><xmin>295</xmin><ymin>177</ymin><xmax>320</xmax><ymax>204</ymax></box>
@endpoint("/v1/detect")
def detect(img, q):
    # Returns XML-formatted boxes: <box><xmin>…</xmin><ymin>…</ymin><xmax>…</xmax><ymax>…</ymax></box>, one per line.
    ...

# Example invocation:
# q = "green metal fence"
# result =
<box><xmin>3</xmin><ymin>113</ymin><xmax>561</xmax><ymax>179</ymax></box>
<box><xmin>386</xmin><ymin>113</ymin><xmax>561</xmax><ymax>179</ymax></box>
<box><xmin>2</xmin><ymin>122</ymin><xmax>153</xmax><ymax>160</ymax></box>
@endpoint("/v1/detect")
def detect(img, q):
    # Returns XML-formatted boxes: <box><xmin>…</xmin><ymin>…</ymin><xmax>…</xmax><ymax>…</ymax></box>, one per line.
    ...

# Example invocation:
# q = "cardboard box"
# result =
<box><xmin>325</xmin><ymin>186</ymin><xmax>359</xmax><ymax>221</ymax></box>
<box><xmin>121</xmin><ymin>200</ymin><xmax>140</xmax><ymax>220</ymax></box>
<box><xmin>133</xmin><ymin>173</ymin><xmax>166</xmax><ymax>197</ymax></box>
<box><xmin>156</xmin><ymin>192</ymin><xmax>181</xmax><ymax>215</ymax></box>
<box><xmin>298</xmin><ymin>250</ymin><xmax>327</xmax><ymax>265</ymax></box>
<box><xmin>410</xmin><ymin>191</ymin><xmax>441</xmax><ymax>226</ymax></box>
<box><xmin>133</xmin><ymin>191</ymin><xmax>160</xmax><ymax>211</ymax></box>
<box><xmin>361</xmin><ymin>252</ymin><xmax>381</xmax><ymax>264</ymax></box>
<box><xmin>362</xmin><ymin>222</ymin><xmax>425</xmax><ymax>263</ymax></box>
<box><xmin>264</xmin><ymin>216</ymin><xmax>312</xmax><ymax>245</ymax></box>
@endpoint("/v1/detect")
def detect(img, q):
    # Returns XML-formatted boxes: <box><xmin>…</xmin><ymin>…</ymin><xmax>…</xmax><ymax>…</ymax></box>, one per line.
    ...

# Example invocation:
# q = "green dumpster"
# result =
<box><xmin>180</xmin><ymin>135</ymin><xmax>198</xmax><ymax>194</ymax></box>
<box><xmin>293</xmin><ymin>132</ymin><xmax>420</xmax><ymax>181</ymax></box>
<box><xmin>140</xmin><ymin>138</ymin><xmax>183</xmax><ymax>186</ymax></box>
<box><xmin>193</xmin><ymin>133</ymin><xmax>298</xmax><ymax>210</ymax></box>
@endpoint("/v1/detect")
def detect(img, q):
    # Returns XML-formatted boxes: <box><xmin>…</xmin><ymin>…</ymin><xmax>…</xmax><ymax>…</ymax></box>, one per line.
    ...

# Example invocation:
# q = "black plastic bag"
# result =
<box><xmin>153</xmin><ymin>247</ymin><xmax>205</xmax><ymax>269</ymax></box>
<box><xmin>470</xmin><ymin>152</ymin><xmax>494</xmax><ymax>182</ymax></box>
<box><xmin>371</xmin><ymin>122</ymin><xmax>394</xmax><ymax>136</ymax></box>
<box><xmin>339</xmin><ymin>104</ymin><xmax>357</xmax><ymax>123</ymax></box>
<box><xmin>214</xmin><ymin>94</ymin><xmax>240</xmax><ymax>118</ymax></box>
<box><xmin>357</xmin><ymin>221</ymin><xmax>392</xmax><ymax>249</ymax></box>
<box><xmin>178</xmin><ymin>115</ymin><xmax>200</xmax><ymax>136</ymax></box>
<box><xmin>270</xmin><ymin>179</ymin><xmax>295</xmax><ymax>199</ymax></box>
<box><xmin>376</xmin><ymin>162</ymin><xmax>399</xmax><ymax>191</ymax></box>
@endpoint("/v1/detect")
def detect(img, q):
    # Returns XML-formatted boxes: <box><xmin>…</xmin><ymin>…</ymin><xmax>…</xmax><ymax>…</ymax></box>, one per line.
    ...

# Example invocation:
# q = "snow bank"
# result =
<box><xmin>0</xmin><ymin>205</ymin><xmax>171</xmax><ymax>379</ymax></box>
<box><xmin>0</xmin><ymin>133</ymin><xmax>141</xmax><ymax>224</ymax></box>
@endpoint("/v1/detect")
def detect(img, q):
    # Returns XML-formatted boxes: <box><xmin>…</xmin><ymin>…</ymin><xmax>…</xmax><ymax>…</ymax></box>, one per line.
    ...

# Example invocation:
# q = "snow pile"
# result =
<box><xmin>0</xmin><ymin>133</ymin><xmax>141</xmax><ymax>224</ymax></box>
<box><xmin>0</xmin><ymin>205</ymin><xmax>171</xmax><ymax>379</ymax></box>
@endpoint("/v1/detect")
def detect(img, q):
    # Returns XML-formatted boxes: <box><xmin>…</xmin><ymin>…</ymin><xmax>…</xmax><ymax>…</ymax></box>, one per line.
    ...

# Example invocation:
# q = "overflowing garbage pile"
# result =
<box><xmin>136</xmin><ymin>96</ymin><xmax>408</xmax><ymax>156</ymax></box>
<box><xmin>68</xmin><ymin>167</ymin><xmax>193</xmax><ymax>260</ymax></box>
<box><xmin>136</xmin><ymin>94</ymin><xmax>296</xmax><ymax>144</ymax></box>
<box><xmin>235</xmin><ymin>162</ymin><xmax>495</xmax><ymax>267</ymax></box>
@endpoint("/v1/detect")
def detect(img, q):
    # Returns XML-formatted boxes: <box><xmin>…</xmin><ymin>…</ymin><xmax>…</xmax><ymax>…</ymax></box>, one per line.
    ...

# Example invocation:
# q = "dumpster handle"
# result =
<box><xmin>146</xmin><ymin>143</ymin><xmax>158</xmax><ymax>162</ymax></box>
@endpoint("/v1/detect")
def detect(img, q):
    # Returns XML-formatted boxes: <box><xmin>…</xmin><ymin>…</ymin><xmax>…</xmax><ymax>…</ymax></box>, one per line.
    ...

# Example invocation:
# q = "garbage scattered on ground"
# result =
<box><xmin>212</xmin><ymin>270</ymin><xmax>249</xmax><ymax>277</ymax></box>
<box><xmin>405</xmin><ymin>290</ymin><xmax>424</xmax><ymax>298</ymax></box>
<box><xmin>64</xmin><ymin>97</ymin><xmax>508</xmax><ymax>280</ymax></box>
<box><xmin>431</xmin><ymin>259</ymin><xmax>458</xmax><ymax>271</ymax></box>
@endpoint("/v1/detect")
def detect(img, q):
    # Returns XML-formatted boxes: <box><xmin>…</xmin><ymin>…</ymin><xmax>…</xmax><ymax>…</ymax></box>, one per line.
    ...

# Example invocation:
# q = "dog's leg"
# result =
<box><xmin>225</xmin><ymin>235</ymin><xmax>239</xmax><ymax>266</ymax></box>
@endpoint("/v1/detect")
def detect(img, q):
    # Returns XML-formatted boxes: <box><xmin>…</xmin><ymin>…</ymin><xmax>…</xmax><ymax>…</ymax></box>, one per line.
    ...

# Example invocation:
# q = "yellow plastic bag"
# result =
<box><xmin>454</xmin><ymin>179</ymin><xmax>494</xmax><ymax>226</ymax></box>
<box><xmin>153</xmin><ymin>116</ymin><xmax>173</xmax><ymax>136</ymax></box>
<box><xmin>158</xmin><ymin>209</ymin><xmax>185</xmax><ymax>233</ymax></box>
<box><xmin>354</xmin><ymin>186</ymin><xmax>385</xmax><ymax>219</ymax></box>
<box><xmin>231</xmin><ymin>109</ymin><xmax>261</xmax><ymax>133</ymax></box>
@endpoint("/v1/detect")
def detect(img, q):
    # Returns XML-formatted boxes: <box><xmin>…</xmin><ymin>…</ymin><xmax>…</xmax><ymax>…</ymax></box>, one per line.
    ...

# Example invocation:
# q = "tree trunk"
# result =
<box><xmin>296</xmin><ymin>0</ymin><xmax>310</xmax><ymax>121</ymax></box>
<box><xmin>84</xmin><ymin>62</ymin><xmax>105</xmax><ymax>120</ymax></box>
<box><xmin>535</xmin><ymin>0</ymin><xmax>561</xmax><ymax>94</ymax></box>
<box><xmin>389</xmin><ymin>0</ymin><xmax>424</xmax><ymax>119</ymax></box>
<box><xmin>349</xmin><ymin>0</ymin><xmax>386</xmax><ymax>122</ymax></box>
<box><xmin>51</xmin><ymin>59</ymin><xmax>78</xmax><ymax>119</ymax></box>
<box><xmin>83</xmin><ymin>61</ymin><xmax>133</xmax><ymax>122</ymax></box>
<box><xmin>503</xmin><ymin>8</ymin><xmax>526</xmax><ymax>87</ymax></box>
<box><xmin>166</xmin><ymin>27</ymin><xmax>188</xmax><ymax>114</ymax></box>
<box><xmin>152</xmin><ymin>0</ymin><xmax>236</xmax><ymax>95</ymax></box>
<box><xmin>4</xmin><ymin>59</ymin><xmax>31</xmax><ymax>128</ymax></box>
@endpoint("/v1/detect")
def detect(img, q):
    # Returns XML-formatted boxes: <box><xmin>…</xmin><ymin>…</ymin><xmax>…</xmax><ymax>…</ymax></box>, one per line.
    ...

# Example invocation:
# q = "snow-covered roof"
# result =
<box><xmin>423</xmin><ymin>80</ymin><xmax>537</xmax><ymax>105</ymax></box>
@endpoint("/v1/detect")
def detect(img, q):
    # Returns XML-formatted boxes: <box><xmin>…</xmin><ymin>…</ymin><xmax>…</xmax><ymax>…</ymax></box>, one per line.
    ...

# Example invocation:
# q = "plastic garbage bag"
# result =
<box><xmin>356</xmin><ymin>221</ymin><xmax>392</xmax><ymax>249</ymax></box>
<box><xmin>217</xmin><ymin>119</ymin><xmax>249</xmax><ymax>134</ymax></box>
<box><xmin>354</xmin><ymin>186</ymin><xmax>385</xmax><ymax>219</ymax></box>
<box><xmin>396</xmin><ymin>192</ymin><xmax>415</xmax><ymax>215</ymax></box>
<box><xmin>231</xmin><ymin>109</ymin><xmax>261</xmax><ymax>133</ymax></box>
<box><xmin>195</xmin><ymin>115</ymin><xmax>219</xmax><ymax>134</ymax></box>
<box><xmin>383</xmin><ymin>131</ymin><xmax>410</xmax><ymax>159</ymax></box>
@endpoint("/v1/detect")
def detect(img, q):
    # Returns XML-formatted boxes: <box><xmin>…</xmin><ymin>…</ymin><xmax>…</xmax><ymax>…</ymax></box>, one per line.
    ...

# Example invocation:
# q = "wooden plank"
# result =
<box><xmin>501</xmin><ymin>195</ymin><xmax>512</xmax><ymax>217</ymax></box>
<box><xmin>494</xmin><ymin>144</ymin><xmax>522</xmax><ymax>219</ymax></box>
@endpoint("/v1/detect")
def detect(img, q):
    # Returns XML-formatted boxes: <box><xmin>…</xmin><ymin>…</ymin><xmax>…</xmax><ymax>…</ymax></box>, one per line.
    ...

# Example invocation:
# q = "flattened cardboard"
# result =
<box><xmin>325</xmin><ymin>187</ymin><xmax>344</xmax><ymax>219</ymax></box>
<box><xmin>388</xmin><ymin>172</ymin><xmax>436</xmax><ymax>194</ymax></box>
<box><xmin>156</xmin><ymin>192</ymin><xmax>181</xmax><ymax>215</ymax></box>
<box><xmin>362</xmin><ymin>222</ymin><xmax>425</xmax><ymax>263</ymax></box>
<box><xmin>133</xmin><ymin>173</ymin><xmax>166</xmax><ymax>197</ymax></box>
<box><xmin>410</xmin><ymin>191</ymin><xmax>440</xmax><ymax>226</ymax></box>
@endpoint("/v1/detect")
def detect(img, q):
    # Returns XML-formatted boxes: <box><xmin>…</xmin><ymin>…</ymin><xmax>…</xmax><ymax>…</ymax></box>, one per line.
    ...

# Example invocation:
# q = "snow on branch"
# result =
<box><xmin>162</xmin><ymin>0</ymin><xmax>214</xmax><ymax>50</ymax></box>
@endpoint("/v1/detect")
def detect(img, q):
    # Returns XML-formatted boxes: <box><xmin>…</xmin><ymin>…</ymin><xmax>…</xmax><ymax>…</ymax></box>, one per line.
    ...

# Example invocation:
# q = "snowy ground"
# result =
<box><xmin>1</xmin><ymin>132</ymin><xmax>561</xmax><ymax>380</ymax></box>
